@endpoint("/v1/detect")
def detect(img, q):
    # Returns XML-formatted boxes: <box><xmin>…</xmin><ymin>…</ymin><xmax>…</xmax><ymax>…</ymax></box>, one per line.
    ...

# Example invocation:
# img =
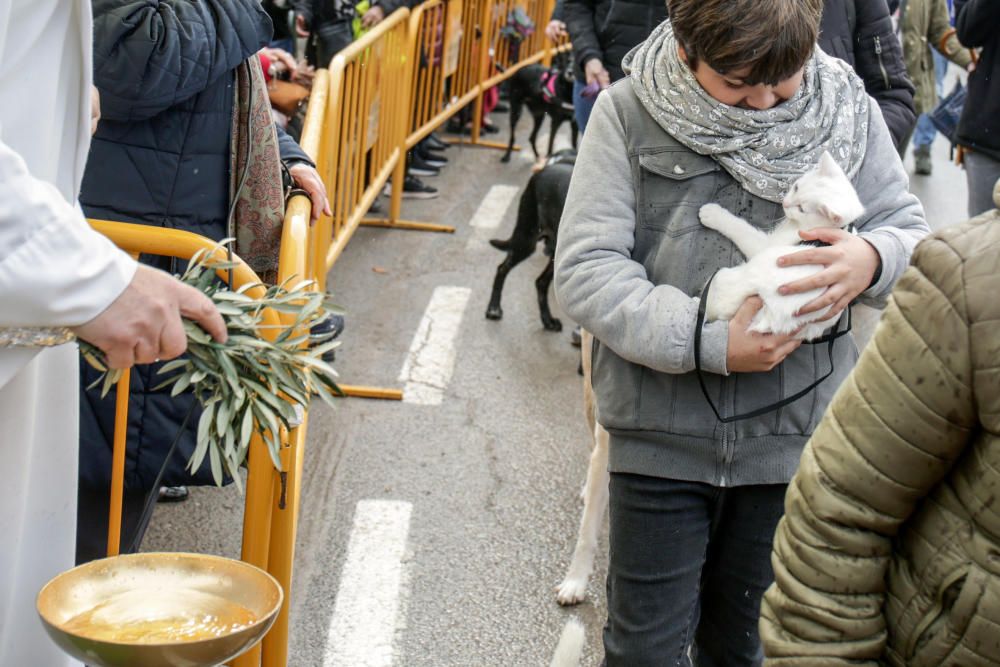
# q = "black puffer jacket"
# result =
<box><xmin>292</xmin><ymin>0</ymin><xmax>404</xmax><ymax>27</ymax></box>
<box><xmin>818</xmin><ymin>0</ymin><xmax>916</xmax><ymax>149</ymax></box>
<box><xmin>955</xmin><ymin>0</ymin><xmax>1000</xmax><ymax>162</ymax></box>
<box><xmin>564</xmin><ymin>0</ymin><xmax>914</xmax><ymax>148</ymax></box>
<box><xmin>79</xmin><ymin>0</ymin><xmax>311</xmax><ymax>494</ymax></box>
<box><xmin>563</xmin><ymin>0</ymin><xmax>669</xmax><ymax>82</ymax></box>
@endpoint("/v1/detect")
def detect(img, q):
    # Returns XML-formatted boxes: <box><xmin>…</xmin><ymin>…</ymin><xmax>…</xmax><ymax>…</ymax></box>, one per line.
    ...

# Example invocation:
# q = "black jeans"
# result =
<box><xmin>603</xmin><ymin>474</ymin><xmax>787</xmax><ymax>667</ymax></box>
<box><xmin>307</xmin><ymin>20</ymin><xmax>354</xmax><ymax>68</ymax></box>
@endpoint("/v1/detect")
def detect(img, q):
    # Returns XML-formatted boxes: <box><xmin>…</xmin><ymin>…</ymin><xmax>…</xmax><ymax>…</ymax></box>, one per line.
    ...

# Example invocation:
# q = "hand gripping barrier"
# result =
<box><xmin>89</xmin><ymin>213</ymin><xmax>308</xmax><ymax>667</ymax></box>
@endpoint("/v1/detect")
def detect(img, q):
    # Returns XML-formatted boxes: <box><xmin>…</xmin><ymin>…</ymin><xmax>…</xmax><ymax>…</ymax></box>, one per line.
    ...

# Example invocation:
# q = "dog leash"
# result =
<box><xmin>693</xmin><ymin>269</ymin><xmax>852</xmax><ymax>423</ymax></box>
<box><xmin>124</xmin><ymin>398</ymin><xmax>198</xmax><ymax>554</ymax></box>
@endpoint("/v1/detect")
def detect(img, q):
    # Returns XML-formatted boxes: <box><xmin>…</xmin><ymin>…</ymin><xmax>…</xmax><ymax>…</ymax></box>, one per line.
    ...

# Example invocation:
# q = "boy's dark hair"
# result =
<box><xmin>668</xmin><ymin>0</ymin><xmax>822</xmax><ymax>86</ymax></box>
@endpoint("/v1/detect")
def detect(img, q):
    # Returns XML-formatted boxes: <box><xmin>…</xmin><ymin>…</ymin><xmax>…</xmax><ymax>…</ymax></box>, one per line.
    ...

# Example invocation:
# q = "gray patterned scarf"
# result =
<box><xmin>623</xmin><ymin>21</ymin><xmax>870</xmax><ymax>203</ymax></box>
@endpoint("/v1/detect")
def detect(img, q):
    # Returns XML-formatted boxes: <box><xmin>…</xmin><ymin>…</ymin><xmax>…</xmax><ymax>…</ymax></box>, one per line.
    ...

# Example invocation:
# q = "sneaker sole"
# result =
<box><xmin>402</xmin><ymin>191</ymin><xmax>439</xmax><ymax>199</ymax></box>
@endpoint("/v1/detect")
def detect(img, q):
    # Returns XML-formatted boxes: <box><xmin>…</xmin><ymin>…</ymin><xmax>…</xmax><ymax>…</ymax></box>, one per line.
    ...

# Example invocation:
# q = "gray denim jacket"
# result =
<box><xmin>554</xmin><ymin>81</ymin><xmax>929</xmax><ymax>486</ymax></box>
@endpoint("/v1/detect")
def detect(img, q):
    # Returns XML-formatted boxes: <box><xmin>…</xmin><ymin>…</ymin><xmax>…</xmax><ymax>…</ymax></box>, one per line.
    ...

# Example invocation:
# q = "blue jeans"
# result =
<box><xmin>573</xmin><ymin>78</ymin><xmax>597</xmax><ymax>134</ymax></box>
<box><xmin>913</xmin><ymin>49</ymin><xmax>950</xmax><ymax>148</ymax></box>
<box><xmin>604</xmin><ymin>474</ymin><xmax>787</xmax><ymax>667</ymax></box>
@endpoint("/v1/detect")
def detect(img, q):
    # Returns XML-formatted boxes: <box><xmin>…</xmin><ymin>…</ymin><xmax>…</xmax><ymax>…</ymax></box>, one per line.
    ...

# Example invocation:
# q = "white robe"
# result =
<box><xmin>0</xmin><ymin>1</ymin><xmax>136</xmax><ymax>664</ymax></box>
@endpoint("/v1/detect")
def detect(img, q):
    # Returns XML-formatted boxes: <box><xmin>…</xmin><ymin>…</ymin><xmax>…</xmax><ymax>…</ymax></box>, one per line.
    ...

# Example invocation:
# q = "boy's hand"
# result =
<box><xmin>726</xmin><ymin>297</ymin><xmax>802</xmax><ymax>372</ymax></box>
<box><xmin>776</xmin><ymin>228</ymin><xmax>880</xmax><ymax>319</ymax></box>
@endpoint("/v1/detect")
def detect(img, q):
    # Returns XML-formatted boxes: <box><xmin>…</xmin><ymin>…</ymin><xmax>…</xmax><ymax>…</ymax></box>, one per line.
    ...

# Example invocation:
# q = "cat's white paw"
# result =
<box><xmin>555</xmin><ymin>577</ymin><xmax>588</xmax><ymax>606</ymax></box>
<box><xmin>699</xmin><ymin>203</ymin><xmax>728</xmax><ymax>231</ymax></box>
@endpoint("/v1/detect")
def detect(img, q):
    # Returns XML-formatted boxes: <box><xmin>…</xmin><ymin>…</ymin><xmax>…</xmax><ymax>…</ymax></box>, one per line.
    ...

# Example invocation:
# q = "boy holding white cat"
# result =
<box><xmin>553</xmin><ymin>0</ymin><xmax>929</xmax><ymax>664</ymax></box>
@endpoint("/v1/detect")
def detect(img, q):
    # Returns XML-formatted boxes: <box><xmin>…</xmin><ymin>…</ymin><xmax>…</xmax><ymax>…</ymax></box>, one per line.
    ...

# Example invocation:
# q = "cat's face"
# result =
<box><xmin>782</xmin><ymin>151</ymin><xmax>864</xmax><ymax>230</ymax></box>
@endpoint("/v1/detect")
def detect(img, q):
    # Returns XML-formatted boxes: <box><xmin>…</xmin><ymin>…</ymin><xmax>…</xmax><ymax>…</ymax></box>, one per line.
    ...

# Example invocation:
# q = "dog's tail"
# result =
<box><xmin>489</xmin><ymin>170</ymin><xmax>539</xmax><ymax>252</ymax></box>
<box><xmin>549</xmin><ymin>619</ymin><xmax>585</xmax><ymax>667</ymax></box>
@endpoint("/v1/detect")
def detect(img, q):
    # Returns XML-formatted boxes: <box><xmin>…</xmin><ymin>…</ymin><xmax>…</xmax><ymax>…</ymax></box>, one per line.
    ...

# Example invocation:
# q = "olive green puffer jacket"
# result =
<box><xmin>901</xmin><ymin>0</ymin><xmax>973</xmax><ymax>114</ymax></box>
<box><xmin>761</xmin><ymin>181</ymin><xmax>1000</xmax><ymax>666</ymax></box>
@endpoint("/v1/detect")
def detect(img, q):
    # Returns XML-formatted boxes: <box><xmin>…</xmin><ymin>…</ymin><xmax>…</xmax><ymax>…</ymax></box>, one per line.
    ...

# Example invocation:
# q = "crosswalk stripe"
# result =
<box><xmin>324</xmin><ymin>500</ymin><xmax>413</xmax><ymax>667</ymax></box>
<box><xmin>399</xmin><ymin>286</ymin><xmax>471</xmax><ymax>406</ymax></box>
<box><xmin>469</xmin><ymin>184</ymin><xmax>521</xmax><ymax>229</ymax></box>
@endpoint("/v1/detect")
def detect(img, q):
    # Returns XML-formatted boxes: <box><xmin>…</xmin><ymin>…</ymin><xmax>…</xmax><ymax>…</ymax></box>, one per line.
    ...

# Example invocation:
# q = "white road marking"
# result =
<box><xmin>466</xmin><ymin>184</ymin><xmax>521</xmax><ymax>251</ymax></box>
<box><xmin>398</xmin><ymin>286</ymin><xmax>471</xmax><ymax>405</ymax></box>
<box><xmin>469</xmin><ymin>184</ymin><xmax>521</xmax><ymax>229</ymax></box>
<box><xmin>324</xmin><ymin>500</ymin><xmax>413</xmax><ymax>667</ymax></box>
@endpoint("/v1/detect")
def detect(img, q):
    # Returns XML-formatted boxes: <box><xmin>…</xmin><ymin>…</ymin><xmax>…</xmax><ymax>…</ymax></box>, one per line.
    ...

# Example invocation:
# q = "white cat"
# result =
<box><xmin>697</xmin><ymin>151</ymin><xmax>864</xmax><ymax>341</ymax></box>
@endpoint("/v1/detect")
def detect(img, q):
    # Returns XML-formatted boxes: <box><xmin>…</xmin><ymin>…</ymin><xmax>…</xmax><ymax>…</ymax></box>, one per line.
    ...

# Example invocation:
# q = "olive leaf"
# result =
<box><xmin>78</xmin><ymin>241</ymin><xmax>342</xmax><ymax>487</ymax></box>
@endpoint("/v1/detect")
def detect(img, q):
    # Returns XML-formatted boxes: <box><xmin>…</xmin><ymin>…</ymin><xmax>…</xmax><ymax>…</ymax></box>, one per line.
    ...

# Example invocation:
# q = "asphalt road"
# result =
<box><xmin>144</xmin><ymin>94</ymin><xmax>970</xmax><ymax>667</ymax></box>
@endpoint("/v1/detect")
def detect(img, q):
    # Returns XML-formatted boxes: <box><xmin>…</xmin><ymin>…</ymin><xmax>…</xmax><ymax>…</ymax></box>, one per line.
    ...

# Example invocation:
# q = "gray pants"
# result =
<box><xmin>965</xmin><ymin>149</ymin><xmax>1000</xmax><ymax>217</ymax></box>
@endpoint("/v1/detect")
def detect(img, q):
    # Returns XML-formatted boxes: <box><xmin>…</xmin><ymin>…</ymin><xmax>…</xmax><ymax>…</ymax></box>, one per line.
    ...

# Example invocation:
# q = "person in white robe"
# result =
<box><xmin>0</xmin><ymin>1</ymin><xmax>227</xmax><ymax>664</ymax></box>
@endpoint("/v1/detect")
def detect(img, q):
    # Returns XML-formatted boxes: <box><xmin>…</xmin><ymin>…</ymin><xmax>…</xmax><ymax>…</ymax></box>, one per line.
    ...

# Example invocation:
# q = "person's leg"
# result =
<box><xmin>315</xmin><ymin>21</ymin><xmax>355</xmax><ymax>68</ymax></box>
<box><xmin>692</xmin><ymin>484</ymin><xmax>788</xmax><ymax>667</ymax></box>
<box><xmin>572</xmin><ymin>79</ymin><xmax>596</xmax><ymax>134</ymax></box>
<box><xmin>604</xmin><ymin>473</ymin><xmax>713</xmax><ymax>667</ymax></box>
<box><xmin>965</xmin><ymin>150</ymin><xmax>1000</xmax><ymax>217</ymax></box>
<box><xmin>912</xmin><ymin>114</ymin><xmax>937</xmax><ymax>151</ymax></box>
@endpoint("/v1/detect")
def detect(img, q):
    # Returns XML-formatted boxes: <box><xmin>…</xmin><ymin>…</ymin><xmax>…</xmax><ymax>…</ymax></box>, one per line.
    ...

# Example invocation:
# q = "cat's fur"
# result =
<box><xmin>697</xmin><ymin>151</ymin><xmax>864</xmax><ymax>341</ymax></box>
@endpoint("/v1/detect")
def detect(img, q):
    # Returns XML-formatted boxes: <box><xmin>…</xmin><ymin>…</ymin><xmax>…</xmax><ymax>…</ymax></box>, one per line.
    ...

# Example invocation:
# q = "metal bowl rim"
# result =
<box><xmin>37</xmin><ymin>551</ymin><xmax>284</xmax><ymax>648</ymax></box>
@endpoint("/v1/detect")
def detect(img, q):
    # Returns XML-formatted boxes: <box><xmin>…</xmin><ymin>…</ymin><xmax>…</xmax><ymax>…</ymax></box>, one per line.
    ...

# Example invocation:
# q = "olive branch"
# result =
<box><xmin>79</xmin><ymin>244</ymin><xmax>341</xmax><ymax>489</ymax></box>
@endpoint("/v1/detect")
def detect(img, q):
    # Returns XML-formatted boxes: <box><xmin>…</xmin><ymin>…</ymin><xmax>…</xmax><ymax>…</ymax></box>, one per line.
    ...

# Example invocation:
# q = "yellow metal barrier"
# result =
<box><xmin>89</xmin><ymin>218</ymin><xmax>307</xmax><ymax>667</ymax></box>
<box><xmin>462</xmin><ymin>0</ymin><xmax>561</xmax><ymax>148</ymax></box>
<box><xmin>312</xmin><ymin>7</ymin><xmax>452</xmax><ymax>281</ymax></box>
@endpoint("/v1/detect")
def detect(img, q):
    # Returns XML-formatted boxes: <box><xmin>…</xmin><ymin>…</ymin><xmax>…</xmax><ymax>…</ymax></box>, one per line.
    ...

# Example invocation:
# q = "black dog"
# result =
<box><xmin>486</xmin><ymin>150</ymin><xmax>576</xmax><ymax>330</ymax></box>
<box><xmin>500</xmin><ymin>54</ymin><xmax>578</xmax><ymax>164</ymax></box>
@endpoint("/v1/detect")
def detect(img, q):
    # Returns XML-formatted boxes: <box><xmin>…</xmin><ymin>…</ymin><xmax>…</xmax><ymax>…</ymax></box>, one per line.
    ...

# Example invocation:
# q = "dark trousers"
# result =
<box><xmin>604</xmin><ymin>474</ymin><xmax>787</xmax><ymax>667</ymax></box>
<box><xmin>307</xmin><ymin>20</ymin><xmax>354</xmax><ymax>68</ymax></box>
<box><xmin>76</xmin><ymin>486</ymin><xmax>151</xmax><ymax>565</ymax></box>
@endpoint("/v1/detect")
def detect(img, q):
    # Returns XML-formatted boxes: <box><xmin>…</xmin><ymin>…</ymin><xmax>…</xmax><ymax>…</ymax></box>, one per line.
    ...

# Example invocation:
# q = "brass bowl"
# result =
<box><xmin>37</xmin><ymin>552</ymin><xmax>283</xmax><ymax>667</ymax></box>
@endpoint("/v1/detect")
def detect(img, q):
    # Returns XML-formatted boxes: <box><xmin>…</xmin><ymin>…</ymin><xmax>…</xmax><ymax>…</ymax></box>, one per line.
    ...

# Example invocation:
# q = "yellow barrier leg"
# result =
<box><xmin>233</xmin><ymin>431</ymin><xmax>278</xmax><ymax>667</ymax></box>
<box><xmin>362</xmin><ymin>151</ymin><xmax>455</xmax><ymax>234</ymax></box>
<box><xmin>260</xmin><ymin>420</ymin><xmax>307</xmax><ymax>667</ymax></box>
<box><xmin>107</xmin><ymin>369</ymin><xmax>132</xmax><ymax>557</ymax></box>
<box><xmin>337</xmin><ymin>384</ymin><xmax>405</xmax><ymax>401</ymax></box>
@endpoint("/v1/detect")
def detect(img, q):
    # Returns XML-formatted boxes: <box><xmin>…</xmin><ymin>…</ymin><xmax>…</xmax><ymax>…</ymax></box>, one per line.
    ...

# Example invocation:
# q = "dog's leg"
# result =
<box><xmin>501</xmin><ymin>95</ymin><xmax>523</xmax><ymax>163</ymax></box>
<box><xmin>547</xmin><ymin>115</ymin><xmax>564</xmax><ymax>159</ymax></box>
<box><xmin>536</xmin><ymin>256</ymin><xmax>562</xmax><ymax>331</ymax></box>
<box><xmin>485</xmin><ymin>242</ymin><xmax>535</xmax><ymax>320</ymax></box>
<box><xmin>570</xmin><ymin>119</ymin><xmax>579</xmax><ymax>151</ymax></box>
<box><xmin>556</xmin><ymin>422</ymin><xmax>609</xmax><ymax>606</ymax></box>
<box><xmin>529</xmin><ymin>109</ymin><xmax>545</xmax><ymax>161</ymax></box>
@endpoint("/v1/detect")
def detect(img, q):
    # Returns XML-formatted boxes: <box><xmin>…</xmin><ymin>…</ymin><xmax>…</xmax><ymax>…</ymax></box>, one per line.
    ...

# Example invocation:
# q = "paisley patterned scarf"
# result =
<box><xmin>230</xmin><ymin>57</ymin><xmax>285</xmax><ymax>282</ymax></box>
<box><xmin>623</xmin><ymin>21</ymin><xmax>871</xmax><ymax>203</ymax></box>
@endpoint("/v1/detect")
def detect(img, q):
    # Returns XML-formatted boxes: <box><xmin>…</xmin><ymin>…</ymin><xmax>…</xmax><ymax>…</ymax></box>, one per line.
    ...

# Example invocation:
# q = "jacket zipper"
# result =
<box><xmin>719</xmin><ymin>380</ymin><xmax>733</xmax><ymax>487</ymax></box>
<box><xmin>904</xmin><ymin>566</ymin><xmax>968</xmax><ymax>659</ymax></box>
<box><xmin>874</xmin><ymin>36</ymin><xmax>890</xmax><ymax>90</ymax></box>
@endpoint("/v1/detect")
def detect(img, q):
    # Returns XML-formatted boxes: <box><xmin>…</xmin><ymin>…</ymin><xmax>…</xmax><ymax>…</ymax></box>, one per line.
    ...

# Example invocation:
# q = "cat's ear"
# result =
<box><xmin>817</xmin><ymin>202</ymin><xmax>844</xmax><ymax>226</ymax></box>
<box><xmin>817</xmin><ymin>151</ymin><xmax>841</xmax><ymax>178</ymax></box>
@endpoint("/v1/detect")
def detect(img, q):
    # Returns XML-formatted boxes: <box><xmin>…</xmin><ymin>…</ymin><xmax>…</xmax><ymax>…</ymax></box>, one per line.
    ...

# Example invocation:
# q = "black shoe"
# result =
<box><xmin>416</xmin><ymin>145</ymin><xmax>448</xmax><ymax>167</ymax></box>
<box><xmin>494</xmin><ymin>102</ymin><xmax>510</xmax><ymax>113</ymax></box>
<box><xmin>158</xmin><ymin>486</ymin><xmax>189</xmax><ymax>503</ymax></box>
<box><xmin>481</xmin><ymin>122</ymin><xmax>500</xmax><ymax>135</ymax></box>
<box><xmin>401</xmin><ymin>175</ymin><xmax>438</xmax><ymax>199</ymax></box>
<box><xmin>311</xmin><ymin>313</ymin><xmax>345</xmax><ymax>364</ymax></box>
<box><xmin>409</xmin><ymin>152</ymin><xmax>440</xmax><ymax>177</ymax></box>
<box><xmin>426</xmin><ymin>133</ymin><xmax>450</xmax><ymax>150</ymax></box>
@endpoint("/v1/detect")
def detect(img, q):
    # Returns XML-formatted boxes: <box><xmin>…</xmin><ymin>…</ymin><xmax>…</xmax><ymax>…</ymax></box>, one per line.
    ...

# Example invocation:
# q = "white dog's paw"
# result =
<box><xmin>698</xmin><ymin>203</ymin><xmax>727</xmax><ymax>230</ymax></box>
<box><xmin>555</xmin><ymin>577</ymin><xmax>588</xmax><ymax>606</ymax></box>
